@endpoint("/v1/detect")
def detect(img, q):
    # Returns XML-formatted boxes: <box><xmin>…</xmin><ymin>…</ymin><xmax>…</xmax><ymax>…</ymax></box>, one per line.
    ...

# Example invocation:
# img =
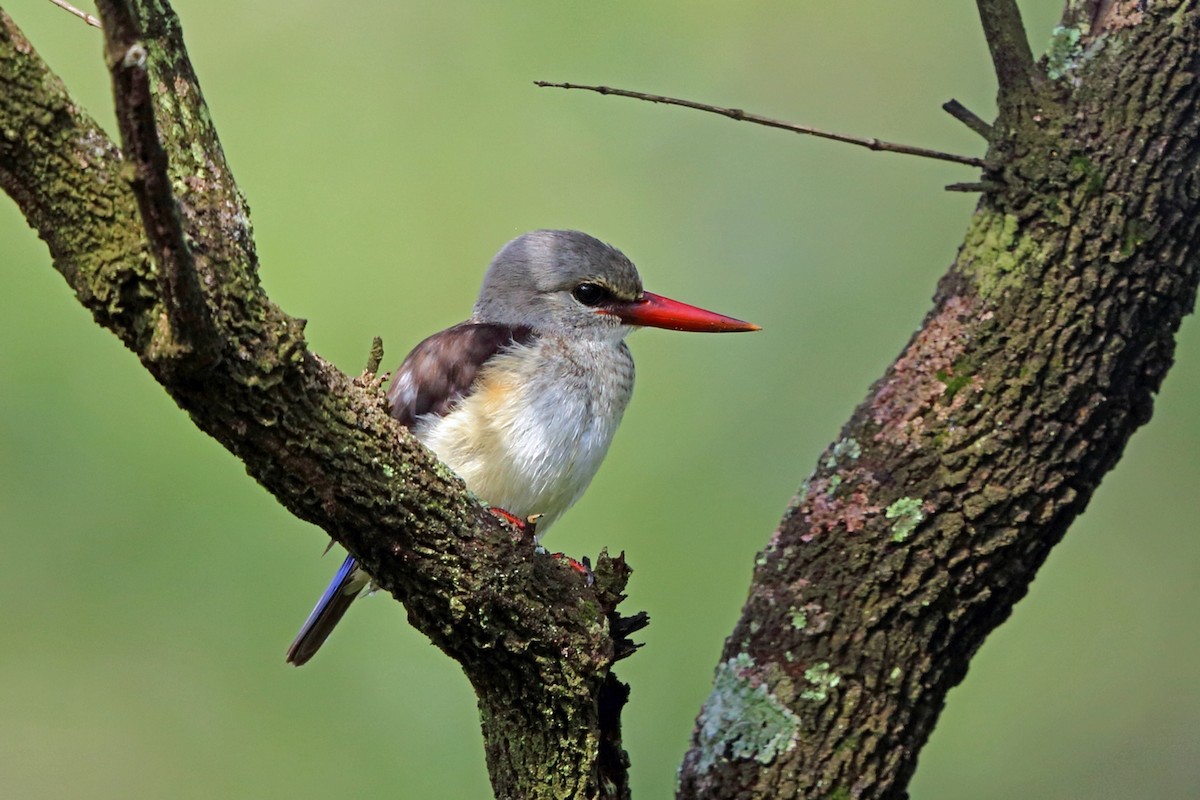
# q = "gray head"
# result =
<box><xmin>473</xmin><ymin>230</ymin><xmax>643</xmax><ymax>337</ymax></box>
<box><xmin>472</xmin><ymin>229</ymin><xmax>761</xmax><ymax>337</ymax></box>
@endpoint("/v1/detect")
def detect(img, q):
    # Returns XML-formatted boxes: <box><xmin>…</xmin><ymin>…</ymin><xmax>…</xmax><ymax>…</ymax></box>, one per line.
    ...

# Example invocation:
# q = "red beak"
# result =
<box><xmin>605</xmin><ymin>291</ymin><xmax>760</xmax><ymax>333</ymax></box>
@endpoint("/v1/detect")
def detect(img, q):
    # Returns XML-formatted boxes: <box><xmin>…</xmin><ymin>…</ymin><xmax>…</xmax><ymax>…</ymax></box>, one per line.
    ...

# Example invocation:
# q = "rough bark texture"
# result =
<box><xmin>0</xmin><ymin>4</ymin><xmax>637</xmax><ymax>798</ymax></box>
<box><xmin>2</xmin><ymin>1</ymin><xmax>1197</xmax><ymax>799</ymax></box>
<box><xmin>678</xmin><ymin>2</ymin><xmax>1200</xmax><ymax>798</ymax></box>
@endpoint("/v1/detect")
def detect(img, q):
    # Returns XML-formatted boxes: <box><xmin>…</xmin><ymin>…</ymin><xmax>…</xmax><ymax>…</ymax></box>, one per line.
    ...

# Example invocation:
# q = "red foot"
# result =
<box><xmin>488</xmin><ymin>507</ymin><xmax>540</xmax><ymax>539</ymax></box>
<box><xmin>551</xmin><ymin>553</ymin><xmax>594</xmax><ymax>586</ymax></box>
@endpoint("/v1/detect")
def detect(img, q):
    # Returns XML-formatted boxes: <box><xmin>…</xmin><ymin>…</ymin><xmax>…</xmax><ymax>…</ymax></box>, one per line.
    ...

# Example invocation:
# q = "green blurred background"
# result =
<box><xmin>3</xmin><ymin>1</ymin><xmax>1197</xmax><ymax>797</ymax></box>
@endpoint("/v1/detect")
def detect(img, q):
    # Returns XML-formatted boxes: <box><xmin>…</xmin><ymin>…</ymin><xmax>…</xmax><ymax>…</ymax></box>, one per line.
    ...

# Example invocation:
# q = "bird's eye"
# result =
<box><xmin>572</xmin><ymin>282</ymin><xmax>610</xmax><ymax>307</ymax></box>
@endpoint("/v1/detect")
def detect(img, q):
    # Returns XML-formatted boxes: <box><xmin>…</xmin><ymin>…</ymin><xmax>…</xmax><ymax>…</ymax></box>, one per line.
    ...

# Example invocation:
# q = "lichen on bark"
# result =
<box><xmin>679</xmin><ymin>2</ymin><xmax>1200</xmax><ymax>797</ymax></box>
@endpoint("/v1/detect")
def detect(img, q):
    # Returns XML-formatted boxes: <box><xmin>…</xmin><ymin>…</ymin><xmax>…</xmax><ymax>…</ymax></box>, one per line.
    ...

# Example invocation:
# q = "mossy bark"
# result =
<box><xmin>1</xmin><ymin>5</ymin><xmax>636</xmax><ymax>799</ymax></box>
<box><xmin>678</xmin><ymin>3</ymin><xmax>1200</xmax><ymax>798</ymax></box>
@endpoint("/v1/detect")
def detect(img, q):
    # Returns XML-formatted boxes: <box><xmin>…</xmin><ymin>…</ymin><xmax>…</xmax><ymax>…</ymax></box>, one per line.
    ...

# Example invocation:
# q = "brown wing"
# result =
<box><xmin>386</xmin><ymin>322</ymin><xmax>535</xmax><ymax>429</ymax></box>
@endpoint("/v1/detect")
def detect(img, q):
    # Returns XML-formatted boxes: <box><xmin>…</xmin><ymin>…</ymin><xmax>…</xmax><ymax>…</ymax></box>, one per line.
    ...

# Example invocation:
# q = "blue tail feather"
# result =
<box><xmin>286</xmin><ymin>554</ymin><xmax>367</xmax><ymax>666</ymax></box>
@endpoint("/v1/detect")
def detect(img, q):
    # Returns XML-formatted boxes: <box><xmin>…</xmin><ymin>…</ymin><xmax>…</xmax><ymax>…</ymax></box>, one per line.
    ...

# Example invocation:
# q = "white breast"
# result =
<box><xmin>413</xmin><ymin>337</ymin><xmax>635</xmax><ymax>539</ymax></box>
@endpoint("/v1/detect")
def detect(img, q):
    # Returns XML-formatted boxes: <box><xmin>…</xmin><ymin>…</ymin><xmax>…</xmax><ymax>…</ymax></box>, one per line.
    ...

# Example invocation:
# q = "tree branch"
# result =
<box><xmin>975</xmin><ymin>0</ymin><xmax>1040</xmax><ymax>109</ymax></box>
<box><xmin>95</xmin><ymin>0</ymin><xmax>220</xmax><ymax>373</ymax></box>
<box><xmin>678</xmin><ymin>5</ymin><xmax>1198</xmax><ymax>797</ymax></box>
<box><xmin>1</xmin><ymin>6</ymin><xmax>639</xmax><ymax>798</ymax></box>
<box><xmin>535</xmin><ymin>81</ymin><xmax>985</xmax><ymax>168</ymax></box>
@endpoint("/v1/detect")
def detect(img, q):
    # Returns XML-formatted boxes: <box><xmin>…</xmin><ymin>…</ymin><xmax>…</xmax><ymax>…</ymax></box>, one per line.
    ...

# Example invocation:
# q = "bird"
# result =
<box><xmin>285</xmin><ymin>229</ymin><xmax>759</xmax><ymax>665</ymax></box>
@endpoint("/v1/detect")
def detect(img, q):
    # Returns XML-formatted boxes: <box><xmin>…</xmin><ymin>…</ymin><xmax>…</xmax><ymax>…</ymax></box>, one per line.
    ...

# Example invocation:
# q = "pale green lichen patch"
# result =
<box><xmin>694</xmin><ymin>653</ymin><xmax>800</xmax><ymax>773</ymax></box>
<box><xmin>790</xmin><ymin>608</ymin><xmax>808</xmax><ymax>630</ymax></box>
<box><xmin>824</xmin><ymin>437</ymin><xmax>862</xmax><ymax>469</ymax></box>
<box><xmin>885</xmin><ymin>497</ymin><xmax>925</xmax><ymax>542</ymax></box>
<box><xmin>801</xmin><ymin>662</ymin><xmax>841</xmax><ymax>702</ymax></box>
<box><xmin>959</xmin><ymin>209</ymin><xmax>1043</xmax><ymax>300</ymax></box>
<box><xmin>1046</xmin><ymin>25</ymin><xmax>1086</xmax><ymax>80</ymax></box>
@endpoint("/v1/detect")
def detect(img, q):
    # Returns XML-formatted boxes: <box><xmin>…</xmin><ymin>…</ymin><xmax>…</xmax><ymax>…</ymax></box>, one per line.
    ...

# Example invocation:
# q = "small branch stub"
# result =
<box><xmin>945</xmin><ymin>181</ymin><xmax>998</xmax><ymax>193</ymax></box>
<box><xmin>122</xmin><ymin>42</ymin><xmax>146</xmax><ymax>69</ymax></box>
<box><xmin>942</xmin><ymin>98</ymin><xmax>993</xmax><ymax>140</ymax></box>
<box><xmin>365</xmin><ymin>335</ymin><xmax>385</xmax><ymax>375</ymax></box>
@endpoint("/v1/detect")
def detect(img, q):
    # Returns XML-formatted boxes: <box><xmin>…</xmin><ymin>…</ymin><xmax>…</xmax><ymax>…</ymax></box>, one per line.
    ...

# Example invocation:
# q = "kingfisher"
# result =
<box><xmin>286</xmin><ymin>229</ymin><xmax>758</xmax><ymax>665</ymax></box>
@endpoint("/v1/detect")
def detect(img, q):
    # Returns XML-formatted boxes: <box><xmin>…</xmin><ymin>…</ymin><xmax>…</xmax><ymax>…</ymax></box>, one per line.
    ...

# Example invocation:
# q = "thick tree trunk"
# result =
<box><xmin>678</xmin><ymin>2</ymin><xmax>1200</xmax><ymax>798</ymax></box>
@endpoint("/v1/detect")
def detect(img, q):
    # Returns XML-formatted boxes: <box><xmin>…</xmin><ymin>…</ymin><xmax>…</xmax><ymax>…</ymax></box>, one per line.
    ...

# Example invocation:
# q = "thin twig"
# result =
<box><xmin>48</xmin><ymin>0</ymin><xmax>101</xmax><ymax>28</ymax></box>
<box><xmin>535</xmin><ymin>81</ymin><xmax>985</xmax><ymax>169</ymax></box>
<box><xmin>942</xmin><ymin>99</ymin><xmax>993</xmax><ymax>140</ymax></box>
<box><xmin>975</xmin><ymin>0</ymin><xmax>1039</xmax><ymax>107</ymax></box>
